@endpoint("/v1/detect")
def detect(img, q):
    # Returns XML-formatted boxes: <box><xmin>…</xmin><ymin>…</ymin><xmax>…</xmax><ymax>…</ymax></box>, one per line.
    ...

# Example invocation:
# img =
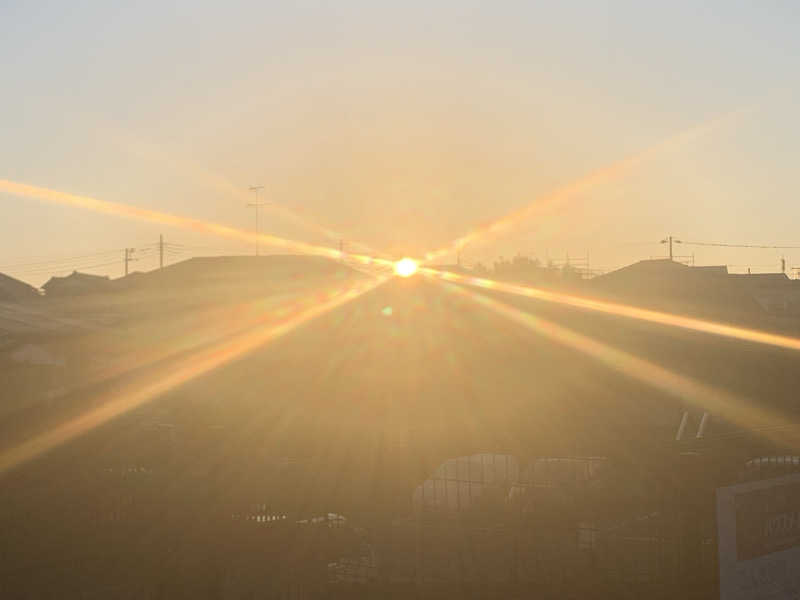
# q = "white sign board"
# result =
<box><xmin>717</xmin><ymin>473</ymin><xmax>800</xmax><ymax>599</ymax></box>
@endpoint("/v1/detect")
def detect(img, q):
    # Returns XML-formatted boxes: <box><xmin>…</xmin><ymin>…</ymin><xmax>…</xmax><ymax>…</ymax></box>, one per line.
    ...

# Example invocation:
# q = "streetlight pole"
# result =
<box><xmin>247</xmin><ymin>185</ymin><xmax>267</xmax><ymax>256</ymax></box>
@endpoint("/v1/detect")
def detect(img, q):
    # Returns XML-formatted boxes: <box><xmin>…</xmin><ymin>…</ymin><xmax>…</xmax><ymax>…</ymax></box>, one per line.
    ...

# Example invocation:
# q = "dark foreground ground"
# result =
<box><xmin>2</xmin><ymin>258</ymin><xmax>800</xmax><ymax>598</ymax></box>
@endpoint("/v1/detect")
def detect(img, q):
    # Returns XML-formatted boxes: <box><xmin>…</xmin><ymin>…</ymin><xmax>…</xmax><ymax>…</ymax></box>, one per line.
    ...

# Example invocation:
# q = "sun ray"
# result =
<box><xmin>0</xmin><ymin>275</ymin><xmax>387</xmax><ymax>475</ymax></box>
<box><xmin>438</xmin><ymin>280</ymin><xmax>791</xmax><ymax>442</ymax></box>
<box><xmin>0</xmin><ymin>179</ymin><xmax>396</xmax><ymax>269</ymax></box>
<box><xmin>117</xmin><ymin>133</ymin><xmax>385</xmax><ymax>258</ymax></box>
<box><xmin>421</xmin><ymin>267</ymin><xmax>800</xmax><ymax>353</ymax></box>
<box><xmin>422</xmin><ymin>107</ymin><xmax>749</xmax><ymax>264</ymax></box>
<box><xmin>36</xmin><ymin>282</ymin><xmax>362</xmax><ymax>404</ymax></box>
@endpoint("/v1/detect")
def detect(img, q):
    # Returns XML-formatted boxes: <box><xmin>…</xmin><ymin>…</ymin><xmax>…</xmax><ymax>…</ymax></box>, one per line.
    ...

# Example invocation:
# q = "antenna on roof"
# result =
<box><xmin>660</xmin><ymin>236</ymin><xmax>682</xmax><ymax>261</ymax></box>
<box><xmin>247</xmin><ymin>185</ymin><xmax>269</xmax><ymax>256</ymax></box>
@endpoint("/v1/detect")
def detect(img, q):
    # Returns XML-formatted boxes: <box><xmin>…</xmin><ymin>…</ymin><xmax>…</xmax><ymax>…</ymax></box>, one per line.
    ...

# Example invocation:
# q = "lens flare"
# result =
<box><xmin>0</xmin><ymin>179</ymin><xmax>396</xmax><ymax>270</ymax></box>
<box><xmin>394</xmin><ymin>258</ymin><xmax>419</xmax><ymax>277</ymax></box>
<box><xmin>420</xmin><ymin>267</ymin><xmax>800</xmax><ymax>353</ymax></box>
<box><xmin>439</xmin><ymin>280</ymin><xmax>788</xmax><ymax>438</ymax></box>
<box><xmin>0</xmin><ymin>275</ymin><xmax>387</xmax><ymax>475</ymax></box>
<box><xmin>116</xmin><ymin>132</ymin><xmax>385</xmax><ymax>258</ymax></box>
<box><xmin>422</xmin><ymin>107</ymin><xmax>749</xmax><ymax>264</ymax></box>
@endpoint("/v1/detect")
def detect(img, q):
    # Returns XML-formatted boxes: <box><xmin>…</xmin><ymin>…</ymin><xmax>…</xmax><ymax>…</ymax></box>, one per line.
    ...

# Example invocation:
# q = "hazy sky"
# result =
<box><xmin>2</xmin><ymin>1</ymin><xmax>800</xmax><ymax>285</ymax></box>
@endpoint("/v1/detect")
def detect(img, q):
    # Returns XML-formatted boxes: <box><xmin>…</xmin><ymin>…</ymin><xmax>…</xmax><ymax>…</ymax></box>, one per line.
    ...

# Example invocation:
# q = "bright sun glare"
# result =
<box><xmin>394</xmin><ymin>258</ymin><xmax>418</xmax><ymax>277</ymax></box>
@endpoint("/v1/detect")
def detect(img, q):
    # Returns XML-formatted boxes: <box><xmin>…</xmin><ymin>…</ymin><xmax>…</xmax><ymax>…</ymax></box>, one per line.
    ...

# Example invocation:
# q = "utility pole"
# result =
<box><xmin>124</xmin><ymin>247</ymin><xmax>136</xmax><ymax>276</ymax></box>
<box><xmin>247</xmin><ymin>185</ymin><xmax>267</xmax><ymax>256</ymax></box>
<box><xmin>159</xmin><ymin>234</ymin><xmax>164</xmax><ymax>270</ymax></box>
<box><xmin>660</xmin><ymin>236</ymin><xmax>681</xmax><ymax>261</ymax></box>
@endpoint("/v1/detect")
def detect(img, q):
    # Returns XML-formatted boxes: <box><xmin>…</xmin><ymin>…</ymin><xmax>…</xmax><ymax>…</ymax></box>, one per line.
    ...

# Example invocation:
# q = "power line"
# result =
<box><xmin>53</xmin><ymin>259</ymin><xmax>121</xmax><ymax>273</ymax></box>
<box><xmin>11</xmin><ymin>259</ymin><xmax>123</xmax><ymax>277</ymax></box>
<box><xmin>613</xmin><ymin>241</ymin><xmax>663</xmax><ymax>247</ymax></box>
<box><xmin>8</xmin><ymin>260</ymin><xmax>123</xmax><ymax>276</ymax></box>
<box><xmin>8</xmin><ymin>255</ymin><xmax>130</xmax><ymax>275</ymax></box>
<box><xmin>0</xmin><ymin>242</ymin><xmax>162</xmax><ymax>269</ymax></box>
<box><xmin>1</xmin><ymin>242</ymin><xmax>164</xmax><ymax>277</ymax></box>
<box><xmin>678</xmin><ymin>240</ymin><xmax>800</xmax><ymax>249</ymax></box>
<box><xmin>726</xmin><ymin>264</ymin><xmax>781</xmax><ymax>268</ymax></box>
<box><xmin>0</xmin><ymin>249</ymin><xmax>124</xmax><ymax>270</ymax></box>
<box><xmin>161</xmin><ymin>243</ymin><xmax>242</xmax><ymax>252</ymax></box>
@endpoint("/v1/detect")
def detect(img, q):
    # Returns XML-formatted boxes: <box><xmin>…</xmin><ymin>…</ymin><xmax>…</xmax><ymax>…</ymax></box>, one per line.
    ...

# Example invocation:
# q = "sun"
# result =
<box><xmin>394</xmin><ymin>257</ymin><xmax>419</xmax><ymax>278</ymax></box>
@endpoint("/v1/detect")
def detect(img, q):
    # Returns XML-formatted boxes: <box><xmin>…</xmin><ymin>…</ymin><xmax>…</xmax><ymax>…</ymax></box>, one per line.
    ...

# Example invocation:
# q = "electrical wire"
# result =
<box><xmin>0</xmin><ymin>249</ymin><xmax>124</xmax><ymax>270</ymax></box>
<box><xmin>23</xmin><ymin>259</ymin><xmax>123</xmax><ymax>277</ymax></box>
<box><xmin>678</xmin><ymin>240</ymin><xmax>800</xmax><ymax>249</ymax></box>
<box><xmin>2</xmin><ymin>246</ymin><xmax>163</xmax><ymax>277</ymax></box>
<box><xmin>8</xmin><ymin>259</ymin><xmax>124</xmax><ymax>276</ymax></box>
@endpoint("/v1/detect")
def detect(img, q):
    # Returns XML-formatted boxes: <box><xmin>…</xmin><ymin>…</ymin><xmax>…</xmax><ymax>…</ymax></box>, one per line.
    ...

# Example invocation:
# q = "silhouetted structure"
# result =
<box><xmin>0</xmin><ymin>272</ymin><xmax>39</xmax><ymax>303</ymax></box>
<box><xmin>591</xmin><ymin>259</ymin><xmax>800</xmax><ymax>321</ymax></box>
<box><xmin>42</xmin><ymin>270</ymin><xmax>110</xmax><ymax>296</ymax></box>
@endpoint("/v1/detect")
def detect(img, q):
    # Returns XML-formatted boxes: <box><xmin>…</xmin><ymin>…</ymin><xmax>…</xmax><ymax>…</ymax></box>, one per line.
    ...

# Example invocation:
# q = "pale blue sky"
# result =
<box><xmin>2</xmin><ymin>1</ymin><xmax>799</xmax><ymax>284</ymax></box>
